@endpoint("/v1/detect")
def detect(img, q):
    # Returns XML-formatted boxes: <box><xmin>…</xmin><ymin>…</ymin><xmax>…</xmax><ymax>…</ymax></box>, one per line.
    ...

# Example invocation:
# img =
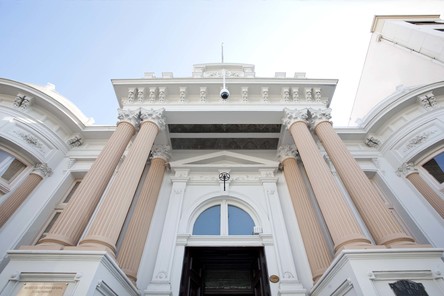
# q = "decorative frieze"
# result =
<box><xmin>396</xmin><ymin>162</ymin><xmax>418</xmax><ymax>177</ymax></box>
<box><xmin>241</xmin><ymin>87</ymin><xmax>248</xmax><ymax>102</ymax></box>
<box><xmin>67</xmin><ymin>135</ymin><xmax>83</xmax><ymax>147</ymax></box>
<box><xmin>417</xmin><ymin>91</ymin><xmax>437</xmax><ymax>110</ymax></box>
<box><xmin>140</xmin><ymin>108</ymin><xmax>166</xmax><ymax>130</ymax></box>
<box><xmin>199</xmin><ymin>87</ymin><xmax>207</xmax><ymax>102</ymax></box>
<box><xmin>32</xmin><ymin>163</ymin><xmax>53</xmax><ymax>178</ymax></box>
<box><xmin>403</xmin><ymin>130</ymin><xmax>438</xmax><ymax>152</ymax></box>
<box><xmin>137</xmin><ymin>87</ymin><xmax>146</xmax><ymax>102</ymax></box>
<box><xmin>282</xmin><ymin>87</ymin><xmax>290</xmax><ymax>102</ymax></box>
<box><xmin>282</xmin><ymin>108</ymin><xmax>309</xmax><ymax>129</ymax></box>
<box><xmin>305</xmin><ymin>88</ymin><xmax>313</xmax><ymax>101</ymax></box>
<box><xmin>117</xmin><ymin>108</ymin><xmax>139</xmax><ymax>127</ymax></box>
<box><xmin>127</xmin><ymin>88</ymin><xmax>136</xmax><ymax>103</ymax></box>
<box><xmin>314</xmin><ymin>88</ymin><xmax>322</xmax><ymax>102</ymax></box>
<box><xmin>14</xmin><ymin>93</ymin><xmax>33</xmax><ymax>110</ymax></box>
<box><xmin>262</xmin><ymin>87</ymin><xmax>269</xmax><ymax>103</ymax></box>
<box><xmin>158</xmin><ymin>87</ymin><xmax>166</xmax><ymax>103</ymax></box>
<box><xmin>148</xmin><ymin>87</ymin><xmax>157</xmax><ymax>103</ymax></box>
<box><xmin>291</xmin><ymin>87</ymin><xmax>300</xmax><ymax>102</ymax></box>
<box><xmin>179</xmin><ymin>87</ymin><xmax>187</xmax><ymax>103</ymax></box>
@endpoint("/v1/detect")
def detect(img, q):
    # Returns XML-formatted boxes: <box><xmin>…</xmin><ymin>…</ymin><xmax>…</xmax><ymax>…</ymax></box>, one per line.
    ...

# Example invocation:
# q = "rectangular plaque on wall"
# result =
<box><xmin>17</xmin><ymin>282</ymin><xmax>67</xmax><ymax>296</ymax></box>
<box><xmin>389</xmin><ymin>280</ymin><xmax>429</xmax><ymax>296</ymax></box>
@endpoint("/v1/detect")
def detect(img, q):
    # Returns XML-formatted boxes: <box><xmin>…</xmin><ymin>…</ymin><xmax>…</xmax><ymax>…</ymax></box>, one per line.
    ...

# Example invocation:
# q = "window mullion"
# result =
<box><xmin>221</xmin><ymin>200</ymin><xmax>228</xmax><ymax>235</ymax></box>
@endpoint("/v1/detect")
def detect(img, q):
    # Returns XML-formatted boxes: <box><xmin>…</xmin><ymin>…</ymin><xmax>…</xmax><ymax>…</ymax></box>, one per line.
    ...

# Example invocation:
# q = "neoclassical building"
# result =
<box><xmin>0</xmin><ymin>15</ymin><xmax>444</xmax><ymax>296</ymax></box>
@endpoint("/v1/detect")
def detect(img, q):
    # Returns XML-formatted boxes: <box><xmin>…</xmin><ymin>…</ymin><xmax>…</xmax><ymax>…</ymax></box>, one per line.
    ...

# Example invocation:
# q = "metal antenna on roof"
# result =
<box><xmin>221</xmin><ymin>42</ymin><xmax>224</xmax><ymax>63</ymax></box>
<box><xmin>220</xmin><ymin>42</ymin><xmax>230</xmax><ymax>100</ymax></box>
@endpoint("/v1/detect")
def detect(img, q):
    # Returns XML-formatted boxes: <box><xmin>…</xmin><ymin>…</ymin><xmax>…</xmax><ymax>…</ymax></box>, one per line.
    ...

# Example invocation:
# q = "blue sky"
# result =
<box><xmin>1</xmin><ymin>0</ymin><xmax>443</xmax><ymax>126</ymax></box>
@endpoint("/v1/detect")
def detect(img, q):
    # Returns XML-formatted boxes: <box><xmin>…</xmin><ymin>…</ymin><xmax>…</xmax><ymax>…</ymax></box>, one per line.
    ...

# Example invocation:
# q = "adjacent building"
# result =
<box><xmin>0</xmin><ymin>15</ymin><xmax>444</xmax><ymax>296</ymax></box>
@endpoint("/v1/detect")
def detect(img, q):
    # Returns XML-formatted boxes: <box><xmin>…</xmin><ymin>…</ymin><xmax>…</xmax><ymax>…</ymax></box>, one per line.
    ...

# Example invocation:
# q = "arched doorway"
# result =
<box><xmin>179</xmin><ymin>247</ymin><xmax>271</xmax><ymax>296</ymax></box>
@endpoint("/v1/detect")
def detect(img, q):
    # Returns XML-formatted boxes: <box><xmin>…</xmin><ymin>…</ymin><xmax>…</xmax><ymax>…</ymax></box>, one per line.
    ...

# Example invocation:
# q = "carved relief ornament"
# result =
<box><xmin>140</xmin><ymin>108</ymin><xmax>166</xmax><ymax>130</ymax></box>
<box><xmin>282</xmin><ymin>108</ymin><xmax>309</xmax><ymax>129</ymax></box>
<box><xmin>68</xmin><ymin>135</ymin><xmax>83</xmax><ymax>147</ymax></box>
<box><xmin>14</xmin><ymin>93</ymin><xmax>33</xmax><ymax>110</ymax></box>
<box><xmin>417</xmin><ymin>91</ymin><xmax>436</xmax><ymax>110</ymax></box>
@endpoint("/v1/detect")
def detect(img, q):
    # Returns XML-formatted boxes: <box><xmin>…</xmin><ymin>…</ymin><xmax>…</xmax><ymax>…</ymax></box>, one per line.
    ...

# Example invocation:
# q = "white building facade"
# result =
<box><xmin>0</xmin><ymin>15</ymin><xmax>444</xmax><ymax>296</ymax></box>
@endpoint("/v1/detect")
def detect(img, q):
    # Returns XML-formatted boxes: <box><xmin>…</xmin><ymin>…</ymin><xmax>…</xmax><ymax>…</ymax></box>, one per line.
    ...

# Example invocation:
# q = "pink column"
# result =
<box><xmin>117</xmin><ymin>145</ymin><xmax>170</xmax><ymax>282</ymax></box>
<box><xmin>78</xmin><ymin>108</ymin><xmax>165</xmax><ymax>256</ymax></box>
<box><xmin>283</xmin><ymin>108</ymin><xmax>371</xmax><ymax>253</ymax></box>
<box><xmin>0</xmin><ymin>163</ymin><xmax>52</xmax><ymax>227</ymax></box>
<box><xmin>278</xmin><ymin>145</ymin><xmax>332</xmax><ymax>282</ymax></box>
<box><xmin>38</xmin><ymin>110</ymin><xmax>138</xmax><ymax>247</ymax></box>
<box><xmin>399</xmin><ymin>163</ymin><xmax>444</xmax><ymax>219</ymax></box>
<box><xmin>312</xmin><ymin>108</ymin><xmax>415</xmax><ymax>247</ymax></box>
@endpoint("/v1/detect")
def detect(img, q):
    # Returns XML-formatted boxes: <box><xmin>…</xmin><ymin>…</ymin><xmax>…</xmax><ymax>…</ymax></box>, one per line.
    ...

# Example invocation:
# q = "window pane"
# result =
<box><xmin>193</xmin><ymin>205</ymin><xmax>220</xmax><ymax>235</ymax></box>
<box><xmin>0</xmin><ymin>154</ymin><xmax>26</xmax><ymax>182</ymax></box>
<box><xmin>228</xmin><ymin>205</ymin><xmax>254</xmax><ymax>235</ymax></box>
<box><xmin>423</xmin><ymin>152</ymin><xmax>444</xmax><ymax>183</ymax></box>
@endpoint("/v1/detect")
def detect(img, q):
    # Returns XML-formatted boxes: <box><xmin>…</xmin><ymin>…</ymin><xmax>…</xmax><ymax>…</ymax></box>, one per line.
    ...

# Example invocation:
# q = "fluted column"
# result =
<box><xmin>38</xmin><ymin>109</ymin><xmax>138</xmax><ymax>247</ymax></box>
<box><xmin>79</xmin><ymin>108</ymin><xmax>165</xmax><ymax>256</ymax></box>
<box><xmin>117</xmin><ymin>145</ymin><xmax>170</xmax><ymax>282</ymax></box>
<box><xmin>311</xmin><ymin>108</ymin><xmax>415</xmax><ymax>247</ymax></box>
<box><xmin>278</xmin><ymin>145</ymin><xmax>332</xmax><ymax>282</ymax></box>
<box><xmin>283</xmin><ymin>108</ymin><xmax>371</xmax><ymax>253</ymax></box>
<box><xmin>0</xmin><ymin>163</ymin><xmax>52</xmax><ymax>227</ymax></box>
<box><xmin>398</xmin><ymin>163</ymin><xmax>444</xmax><ymax>219</ymax></box>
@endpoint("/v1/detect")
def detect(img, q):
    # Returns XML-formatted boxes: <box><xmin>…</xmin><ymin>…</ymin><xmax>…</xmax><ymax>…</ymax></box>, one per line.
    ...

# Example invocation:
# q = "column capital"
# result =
<box><xmin>140</xmin><ymin>108</ymin><xmax>166</xmax><ymax>130</ymax></box>
<box><xmin>309</xmin><ymin>108</ymin><xmax>332</xmax><ymax>129</ymax></box>
<box><xmin>282</xmin><ymin>108</ymin><xmax>309</xmax><ymax>129</ymax></box>
<box><xmin>396</xmin><ymin>162</ymin><xmax>418</xmax><ymax>177</ymax></box>
<box><xmin>117</xmin><ymin>109</ymin><xmax>139</xmax><ymax>127</ymax></box>
<box><xmin>151</xmin><ymin>145</ymin><xmax>171</xmax><ymax>162</ymax></box>
<box><xmin>277</xmin><ymin>145</ymin><xmax>299</xmax><ymax>162</ymax></box>
<box><xmin>31</xmin><ymin>163</ymin><xmax>52</xmax><ymax>178</ymax></box>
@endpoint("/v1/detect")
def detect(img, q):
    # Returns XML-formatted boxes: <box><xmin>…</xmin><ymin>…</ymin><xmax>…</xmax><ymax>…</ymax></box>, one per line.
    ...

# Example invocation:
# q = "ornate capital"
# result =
<box><xmin>137</xmin><ymin>87</ymin><xmax>146</xmax><ymax>102</ymax></box>
<box><xmin>117</xmin><ymin>109</ymin><xmax>139</xmax><ymax>127</ymax></box>
<box><xmin>140</xmin><ymin>108</ymin><xmax>166</xmax><ymax>130</ymax></box>
<box><xmin>277</xmin><ymin>145</ymin><xmax>298</xmax><ymax>162</ymax></box>
<box><xmin>282</xmin><ymin>108</ymin><xmax>309</xmax><ymax>129</ymax></box>
<box><xmin>309</xmin><ymin>108</ymin><xmax>332</xmax><ymax>128</ymax></box>
<box><xmin>32</xmin><ymin>163</ymin><xmax>52</xmax><ymax>178</ymax></box>
<box><xmin>68</xmin><ymin>135</ymin><xmax>83</xmax><ymax>147</ymax></box>
<box><xmin>291</xmin><ymin>87</ymin><xmax>299</xmax><ymax>101</ymax></box>
<box><xmin>417</xmin><ymin>91</ymin><xmax>436</xmax><ymax>110</ymax></box>
<box><xmin>151</xmin><ymin>145</ymin><xmax>171</xmax><ymax>162</ymax></box>
<box><xmin>14</xmin><ymin>93</ymin><xmax>33</xmax><ymax>110</ymax></box>
<box><xmin>396</xmin><ymin>162</ymin><xmax>418</xmax><ymax>177</ymax></box>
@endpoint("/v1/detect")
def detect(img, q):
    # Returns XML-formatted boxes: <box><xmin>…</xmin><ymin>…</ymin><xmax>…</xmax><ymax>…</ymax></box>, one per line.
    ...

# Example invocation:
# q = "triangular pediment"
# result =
<box><xmin>170</xmin><ymin>151</ymin><xmax>278</xmax><ymax>169</ymax></box>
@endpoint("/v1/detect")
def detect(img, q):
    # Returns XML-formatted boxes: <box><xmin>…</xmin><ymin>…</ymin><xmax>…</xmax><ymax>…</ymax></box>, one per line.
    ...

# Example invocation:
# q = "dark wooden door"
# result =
<box><xmin>179</xmin><ymin>247</ymin><xmax>271</xmax><ymax>296</ymax></box>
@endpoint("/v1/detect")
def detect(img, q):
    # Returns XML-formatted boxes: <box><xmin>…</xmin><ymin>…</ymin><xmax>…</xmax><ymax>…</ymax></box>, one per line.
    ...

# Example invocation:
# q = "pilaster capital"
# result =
<box><xmin>32</xmin><ymin>163</ymin><xmax>52</xmax><ymax>178</ymax></box>
<box><xmin>396</xmin><ymin>162</ymin><xmax>418</xmax><ymax>177</ymax></box>
<box><xmin>282</xmin><ymin>108</ymin><xmax>309</xmax><ymax>129</ymax></box>
<box><xmin>117</xmin><ymin>109</ymin><xmax>139</xmax><ymax>127</ymax></box>
<box><xmin>277</xmin><ymin>145</ymin><xmax>299</xmax><ymax>162</ymax></box>
<box><xmin>151</xmin><ymin>145</ymin><xmax>171</xmax><ymax>162</ymax></box>
<box><xmin>309</xmin><ymin>108</ymin><xmax>332</xmax><ymax>129</ymax></box>
<box><xmin>140</xmin><ymin>108</ymin><xmax>166</xmax><ymax>130</ymax></box>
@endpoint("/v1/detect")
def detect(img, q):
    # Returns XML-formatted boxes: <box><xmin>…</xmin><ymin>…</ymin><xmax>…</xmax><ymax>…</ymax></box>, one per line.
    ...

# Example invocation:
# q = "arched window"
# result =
<box><xmin>0</xmin><ymin>148</ymin><xmax>28</xmax><ymax>196</ymax></box>
<box><xmin>193</xmin><ymin>202</ymin><xmax>255</xmax><ymax>235</ymax></box>
<box><xmin>423</xmin><ymin>151</ymin><xmax>444</xmax><ymax>184</ymax></box>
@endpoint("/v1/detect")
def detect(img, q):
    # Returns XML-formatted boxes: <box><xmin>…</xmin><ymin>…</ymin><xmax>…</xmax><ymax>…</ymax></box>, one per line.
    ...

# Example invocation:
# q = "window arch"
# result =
<box><xmin>193</xmin><ymin>201</ymin><xmax>256</xmax><ymax>236</ymax></box>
